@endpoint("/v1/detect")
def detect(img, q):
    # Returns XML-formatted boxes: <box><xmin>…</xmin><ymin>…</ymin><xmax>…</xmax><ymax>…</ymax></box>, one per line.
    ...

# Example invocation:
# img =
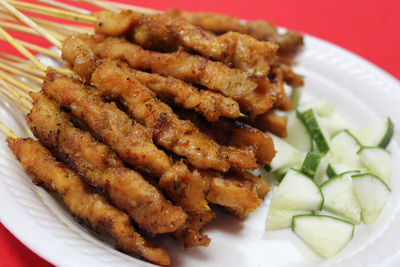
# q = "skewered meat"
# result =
<box><xmin>167</xmin><ymin>9</ymin><xmax>304</xmax><ymax>54</ymax></box>
<box><xmin>63</xmin><ymin>34</ymin><xmax>278</xmax><ymax>117</ymax></box>
<box><xmin>7</xmin><ymin>137</ymin><xmax>170</xmax><ymax>266</ymax></box>
<box><xmin>27</xmin><ymin>92</ymin><xmax>187</xmax><ymax>234</ymax></box>
<box><xmin>94</xmin><ymin>10</ymin><xmax>278</xmax><ymax>77</ymax></box>
<box><xmin>42</xmin><ymin>69</ymin><xmax>172</xmax><ymax>177</ymax></box>
<box><xmin>91</xmin><ymin>60</ymin><xmax>258</xmax><ymax>171</ymax></box>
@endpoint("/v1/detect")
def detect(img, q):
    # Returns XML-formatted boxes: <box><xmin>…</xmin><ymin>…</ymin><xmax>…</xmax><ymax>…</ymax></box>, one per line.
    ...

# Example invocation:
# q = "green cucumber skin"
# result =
<box><xmin>301</xmin><ymin>152</ymin><xmax>322</xmax><ymax>178</ymax></box>
<box><xmin>379</xmin><ymin>118</ymin><xmax>394</xmax><ymax>149</ymax></box>
<box><xmin>326</xmin><ymin>164</ymin><xmax>337</xmax><ymax>179</ymax></box>
<box><xmin>292</xmin><ymin>214</ymin><xmax>355</xmax><ymax>236</ymax></box>
<box><xmin>331</xmin><ymin>129</ymin><xmax>362</xmax><ymax>146</ymax></box>
<box><xmin>352</xmin><ymin>173</ymin><xmax>391</xmax><ymax>192</ymax></box>
<box><xmin>302</xmin><ymin>109</ymin><xmax>330</xmax><ymax>153</ymax></box>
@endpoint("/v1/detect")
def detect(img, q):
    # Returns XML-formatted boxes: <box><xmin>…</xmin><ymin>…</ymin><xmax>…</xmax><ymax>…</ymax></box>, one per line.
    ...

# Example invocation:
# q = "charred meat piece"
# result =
<box><xmin>62</xmin><ymin>34</ymin><xmax>276</xmax><ymax>117</ymax></box>
<box><xmin>91</xmin><ymin>60</ymin><xmax>258</xmax><ymax>171</ymax></box>
<box><xmin>27</xmin><ymin>92</ymin><xmax>187</xmax><ymax>234</ymax></box>
<box><xmin>7</xmin><ymin>137</ymin><xmax>170</xmax><ymax>266</ymax></box>
<box><xmin>94</xmin><ymin>10</ymin><xmax>278</xmax><ymax>77</ymax></box>
<box><xmin>167</xmin><ymin>9</ymin><xmax>303</xmax><ymax>54</ymax></box>
<box><xmin>42</xmin><ymin>69</ymin><xmax>172</xmax><ymax>177</ymax></box>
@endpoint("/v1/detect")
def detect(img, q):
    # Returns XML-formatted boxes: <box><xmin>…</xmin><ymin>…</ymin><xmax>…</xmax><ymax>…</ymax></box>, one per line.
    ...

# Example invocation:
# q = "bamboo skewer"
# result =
<box><xmin>0</xmin><ymin>121</ymin><xmax>18</xmax><ymax>138</ymax></box>
<box><xmin>84</xmin><ymin>0</ymin><xmax>159</xmax><ymax>14</ymax></box>
<box><xmin>0</xmin><ymin>61</ymin><xmax>43</xmax><ymax>83</ymax></box>
<box><xmin>76</xmin><ymin>0</ymin><xmax>118</xmax><ymax>12</ymax></box>
<box><xmin>35</xmin><ymin>0</ymin><xmax>91</xmax><ymax>15</ymax></box>
<box><xmin>0</xmin><ymin>26</ymin><xmax>46</xmax><ymax>71</ymax></box>
<box><xmin>5</xmin><ymin>0</ymin><xmax>97</xmax><ymax>24</ymax></box>
<box><xmin>0</xmin><ymin>69</ymin><xmax>40</xmax><ymax>93</ymax></box>
<box><xmin>1</xmin><ymin>0</ymin><xmax>63</xmax><ymax>49</ymax></box>
<box><xmin>0</xmin><ymin>74</ymin><xmax>33</xmax><ymax>112</ymax></box>
<box><xmin>0</xmin><ymin>58</ymin><xmax>45</xmax><ymax>78</ymax></box>
<box><xmin>0</xmin><ymin>52</ymin><xmax>27</xmax><ymax>63</ymax></box>
<box><xmin>0</xmin><ymin>35</ymin><xmax>62</xmax><ymax>58</ymax></box>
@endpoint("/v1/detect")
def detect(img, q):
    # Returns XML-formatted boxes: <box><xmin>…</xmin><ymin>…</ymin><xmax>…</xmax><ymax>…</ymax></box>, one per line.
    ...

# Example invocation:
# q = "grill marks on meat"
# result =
<box><xmin>94</xmin><ymin>10</ymin><xmax>278</xmax><ymax>77</ymax></box>
<box><xmin>167</xmin><ymin>9</ymin><xmax>304</xmax><ymax>54</ymax></box>
<box><xmin>42</xmin><ymin>69</ymin><xmax>172</xmax><ymax>177</ymax></box>
<box><xmin>91</xmin><ymin>60</ymin><xmax>258</xmax><ymax>171</ymax></box>
<box><xmin>63</xmin><ymin>34</ymin><xmax>257</xmax><ymax>101</ymax></box>
<box><xmin>7</xmin><ymin>137</ymin><xmax>170</xmax><ymax>266</ymax></box>
<box><xmin>130</xmin><ymin>69</ymin><xmax>241</xmax><ymax>122</ymax></box>
<box><xmin>27</xmin><ymin>92</ymin><xmax>187</xmax><ymax>235</ymax></box>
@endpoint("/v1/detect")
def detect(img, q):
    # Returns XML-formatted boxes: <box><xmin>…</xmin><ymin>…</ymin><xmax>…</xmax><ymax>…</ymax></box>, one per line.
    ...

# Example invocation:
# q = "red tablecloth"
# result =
<box><xmin>0</xmin><ymin>0</ymin><xmax>399</xmax><ymax>266</ymax></box>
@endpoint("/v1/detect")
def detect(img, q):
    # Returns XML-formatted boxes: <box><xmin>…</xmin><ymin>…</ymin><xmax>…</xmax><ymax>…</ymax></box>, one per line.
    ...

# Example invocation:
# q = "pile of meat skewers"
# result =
<box><xmin>0</xmin><ymin>3</ymin><xmax>304</xmax><ymax>266</ymax></box>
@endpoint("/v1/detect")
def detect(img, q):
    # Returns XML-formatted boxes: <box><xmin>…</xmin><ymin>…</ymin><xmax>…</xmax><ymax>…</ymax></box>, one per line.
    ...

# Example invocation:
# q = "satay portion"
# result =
<box><xmin>62</xmin><ymin>34</ymin><xmax>277</xmax><ymax>116</ymax></box>
<box><xmin>7</xmin><ymin>137</ymin><xmax>170</xmax><ymax>266</ymax></box>
<box><xmin>91</xmin><ymin>60</ymin><xmax>258</xmax><ymax>171</ymax></box>
<box><xmin>94</xmin><ymin>10</ymin><xmax>279</xmax><ymax>77</ymax></box>
<box><xmin>130</xmin><ymin>69</ymin><xmax>241</xmax><ymax>122</ymax></box>
<box><xmin>42</xmin><ymin>69</ymin><xmax>172</xmax><ymax>177</ymax></box>
<box><xmin>27</xmin><ymin>92</ymin><xmax>187</xmax><ymax>234</ymax></box>
<box><xmin>167</xmin><ymin>9</ymin><xmax>304</xmax><ymax>54</ymax></box>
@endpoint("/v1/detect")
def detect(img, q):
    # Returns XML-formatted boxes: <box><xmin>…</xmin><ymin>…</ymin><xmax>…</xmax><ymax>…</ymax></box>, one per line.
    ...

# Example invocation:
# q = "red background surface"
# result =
<box><xmin>0</xmin><ymin>0</ymin><xmax>399</xmax><ymax>266</ymax></box>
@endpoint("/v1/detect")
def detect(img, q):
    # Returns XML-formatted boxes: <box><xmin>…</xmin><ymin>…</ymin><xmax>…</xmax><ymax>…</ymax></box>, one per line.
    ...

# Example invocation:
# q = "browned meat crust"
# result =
<box><xmin>251</xmin><ymin>110</ymin><xmax>288</xmax><ymax>137</ymax></box>
<box><xmin>130</xmin><ymin>69</ymin><xmax>241</xmax><ymax>122</ymax></box>
<box><xmin>62</xmin><ymin>34</ymin><xmax>258</xmax><ymax>107</ymax></box>
<box><xmin>27</xmin><ymin>92</ymin><xmax>187</xmax><ymax>235</ymax></box>
<box><xmin>167</xmin><ymin>9</ymin><xmax>304</xmax><ymax>54</ymax></box>
<box><xmin>7</xmin><ymin>137</ymin><xmax>170</xmax><ymax>266</ymax></box>
<box><xmin>93</xmin><ymin>10</ymin><xmax>279</xmax><ymax>77</ymax></box>
<box><xmin>91</xmin><ymin>60</ymin><xmax>258</xmax><ymax>171</ymax></box>
<box><xmin>42</xmin><ymin>69</ymin><xmax>172</xmax><ymax>178</ymax></box>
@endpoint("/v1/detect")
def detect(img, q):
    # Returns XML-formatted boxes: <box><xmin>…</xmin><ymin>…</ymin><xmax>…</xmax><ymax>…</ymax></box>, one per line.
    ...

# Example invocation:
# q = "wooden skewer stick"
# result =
<box><xmin>0</xmin><ymin>9</ymin><xmax>92</xmax><ymax>34</ymax></box>
<box><xmin>0</xmin><ymin>75</ymin><xmax>33</xmax><ymax>111</ymax></box>
<box><xmin>35</xmin><ymin>0</ymin><xmax>91</xmax><ymax>15</ymax></box>
<box><xmin>0</xmin><ymin>61</ymin><xmax>43</xmax><ymax>83</ymax></box>
<box><xmin>0</xmin><ymin>57</ymin><xmax>45</xmax><ymax>78</ymax></box>
<box><xmin>6</xmin><ymin>0</ymin><xmax>97</xmax><ymax>24</ymax></box>
<box><xmin>0</xmin><ymin>26</ymin><xmax>46</xmax><ymax>71</ymax></box>
<box><xmin>0</xmin><ymin>0</ymin><xmax>63</xmax><ymax>49</ymax></box>
<box><xmin>0</xmin><ymin>69</ymin><xmax>40</xmax><ymax>93</ymax></box>
<box><xmin>0</xmin><ymin>121</ymin><xmax>18</xmax><ymax>138</ymax></box>
<box><xmin>0</xmin><ymin>52</ymin><xmax>28</xmax><ymax>63</ymax></box>
<box><xmin>87</xmin><ymin>0</ymin><xmax>159</xmax><ymax>14</ymax></box>
<box><xmin>0</xmin><ymin>35</ymin><xmax>61</xmax><ymax>58</ymax></box>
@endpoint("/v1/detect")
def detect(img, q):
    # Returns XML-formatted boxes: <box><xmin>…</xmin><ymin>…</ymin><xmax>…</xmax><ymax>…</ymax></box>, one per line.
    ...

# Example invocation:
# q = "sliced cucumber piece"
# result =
<box><xmin>321</xmin><ymin>173</ymin><xmax>361</xmax><ymax>223</ymax></box>
<box><xmin>271</xmin><ymin>169</ymin><xmax>324</xmax><ymax>210</ymax></box>
<box><xmin>270</xmin><ymin>134</ymin><xmax>305</xmax><ymax>172</ymax></box>
<box><xmin>355</xmin><ymin>117</ymin><xmax>394</xmax><ymax>148</ymax></box>
<box><xmin>302</xmin><ymin>109</ymin><xmax>330</xmax><ymax>153</ymax></box>
<box><xmin>327</xmin><ymin>130</ymin><xmax>363</xmax><ymax>169</ymax></box>
<box><xmin>298</xmin><ymin>99</ymin><xmax>334</xmax><ymax>117</ymax></box>
<box><xmin>301</xmin><ymin>152</ymin><xmax>322</xmax><ymax>178</ymax></box>
<box><xmin>265</xmin><ymin>208</ymin><xmax>312</xmax><ymax>231</ymax></box>
<box><xmin>290</xmin><ymin>87</ymin><xmax>302</xmax><ymax>106</ymax></box>
<box><xmin>292</xmin><ymin>215</ymin><xmax>354</xmax><ymax>259</ymax></box>
<box><xmin>326</xmin><ymin>164</ymin><xmax>361</xmax><ymax>179</ymax></box>
<box><xmin>320</xmin><ymin>113</ymin><xmax>350</xmax><ymax>138</ymax></box>
<box><xmin>285</xmin><ymin>110</ymin><xmax>313</xmax><ymax>152</ymax></box>
<box><xmin>358</xmin><ymin>147</ymin><xmax>392</xmax><ymax>185</ymax></box>
<box><xmin>352</xmin><ymin>173</ymin><xmax>391</xmax><ymax>224</ymax></box>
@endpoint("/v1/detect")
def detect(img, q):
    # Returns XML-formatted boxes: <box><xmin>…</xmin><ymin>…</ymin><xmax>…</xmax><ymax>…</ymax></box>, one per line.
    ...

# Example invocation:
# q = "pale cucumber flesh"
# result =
<box><xmin>358</xmin><ymin>147</ymin><xmax>392</xmax><ymax>186</ymax></box>
<box><xmin>292</xmin><ymin>215</ymin><xmax>354</xmax><ymax>258</ymax></box>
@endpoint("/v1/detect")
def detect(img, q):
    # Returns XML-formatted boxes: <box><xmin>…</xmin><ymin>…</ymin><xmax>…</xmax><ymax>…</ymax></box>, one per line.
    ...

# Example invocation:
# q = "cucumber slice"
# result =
<box><xmin>355</xmin><ymin>117</ymin><xmax>394</xmax><ymax>148</ymax></box>
<box><xmin>319</xmin><ymin>113</ymin><xmax>350</xmax><ymax>138</ymax></box>
<box><xmin>265</xmin><ymin>208</ymin><xmax>312</xmax><ymax>231</ymax></box>
<box><xmin>298</xmin><ymin>99</ymin><xmax>334</xmax><ymax>117</ymax></box>
<box><xmin>301</xmin><ymin>152</ymin><xmax>322</xmax><ymax>178</ymax></box>
<box><xmin>285</xmin><ymin>110</ymin><xmax>313</xmax><ymax>152</ymax></box>
<box><xmin>302</xmin><ymin>109</ymin><xmax>330</xmax><ymax>153</ymax></box>
<box><xmin>292</xmin><ymin>215</ymin><xmax>354</xmax><ymax>259</ymax></box>
<box><xmin>327</xmin><ymin>130</ymin><xmax>363</xmax><ymax>169</ymax></box>
<box><xmin>352</xmin><ymin>173</ymin><xmax>391</xmax><ymax>224</ymax></box>
<box><xmin>270</xmin><ymin>134</ymin><xmax>305</xmax><ymax>172</ymax></box>
<box><xmin>271</xmin><ymin>169</ymin><xmax>324</xmax><ymax>210</ymax></box>
<box><xmin>290</xmin><ymin>87</ymin><xmax>302</xmax><ymax>106</ymax></box>
<box><xmin>326</xmin><ymin>164</ymin><xmax>361</xmax><ymax>179</ymax></box>
<box><xmin>358</xmin><ymin>147</ymin><xmax>392</xmax><ymax>185</ymax></box>
<box><xmin>321</xmin><ymin>173</ymin><xmax>361</xmax><ymax>223</ymax></box>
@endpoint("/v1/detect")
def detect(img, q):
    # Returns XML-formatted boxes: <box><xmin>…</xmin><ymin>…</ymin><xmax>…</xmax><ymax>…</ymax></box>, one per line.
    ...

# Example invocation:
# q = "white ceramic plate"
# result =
<box><xmin>0</xmin><ymin>34</ymin><xmax>399</xmax><ymax>267</ymax></box>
